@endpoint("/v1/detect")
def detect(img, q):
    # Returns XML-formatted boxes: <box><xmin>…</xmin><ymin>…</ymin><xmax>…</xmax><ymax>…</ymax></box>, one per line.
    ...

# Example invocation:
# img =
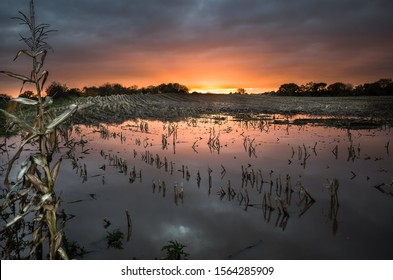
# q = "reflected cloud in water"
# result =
<box><xmin>2</xmin><ymin>114</ymin><xmax>393</xmax><ymax>259</ymax></box>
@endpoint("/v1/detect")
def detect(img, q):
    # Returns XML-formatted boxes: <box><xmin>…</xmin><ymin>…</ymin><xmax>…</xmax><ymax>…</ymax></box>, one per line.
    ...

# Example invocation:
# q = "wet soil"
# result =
<box><xmin>64</xmin><ymin>94</ymin><xmax>393</xmax><ymax>127</ymax></box>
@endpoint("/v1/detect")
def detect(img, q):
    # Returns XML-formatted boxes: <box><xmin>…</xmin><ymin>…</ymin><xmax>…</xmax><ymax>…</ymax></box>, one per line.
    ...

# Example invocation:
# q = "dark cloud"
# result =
<box><xmin>1</xmin><ymin>0</ymin><xmax>393</xmax><ymax>95</ymax></box>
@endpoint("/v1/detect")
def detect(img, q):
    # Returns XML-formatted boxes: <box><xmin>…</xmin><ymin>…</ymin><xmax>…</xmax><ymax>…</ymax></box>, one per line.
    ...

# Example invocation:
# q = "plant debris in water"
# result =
<box><xmin>161</xmin><ymin>240</ymin><xmax>189</xmax><ymax>260</ymax></box>
<box><xmin>106</xmin><ymin>229</ymin><xmax>124</xmax><ymax>250</ymax></box>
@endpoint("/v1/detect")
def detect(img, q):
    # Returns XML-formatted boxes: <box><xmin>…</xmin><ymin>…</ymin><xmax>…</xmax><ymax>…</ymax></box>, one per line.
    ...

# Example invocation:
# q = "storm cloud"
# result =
<box><xmin>1</xmin><ymin>0</ymin><xmax>392</xmax><ymax>95</ymax></box>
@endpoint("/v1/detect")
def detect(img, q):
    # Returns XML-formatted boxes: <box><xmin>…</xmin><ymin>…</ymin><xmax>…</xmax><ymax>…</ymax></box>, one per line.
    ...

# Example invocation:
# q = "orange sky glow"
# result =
<box><xmin>1</xmin><ymin>0</ymin><xmax>392</xmax><ymax>97</ymax></box>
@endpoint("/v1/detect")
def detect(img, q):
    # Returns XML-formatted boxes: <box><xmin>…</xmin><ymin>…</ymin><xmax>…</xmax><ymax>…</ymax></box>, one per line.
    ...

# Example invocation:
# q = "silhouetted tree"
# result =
<box><xmin>353</xmin><ymin>84</ymin><xmax>365</xmax><ymax>95</ymax></box>
<box><xmin>157</xmin><ymin>83</ymin><xmax>189</xmax><ymax>94</ymax></box>
<box><xmin>376</xmin><ymin>78</ymin><xmax>392</xmax><ymax>89</ymax></box>
<box><xmin>99</xmin><ymin>83</ymin><xmax>114</xmax><ymax>96</ymax></box>
<box><xmin>83</xmin><ymin>86</ymin><xmax>99</xmax><ymax>96</ymax></box>
<box><xmin>352</xmin><ymin>79</ymin><xmax>393</xmax><ymax>96</ymax></box>
<box><xmin>19</xmin><ymin>90</ymin><xmax>36</xmax><ymax>99</ymax></box>
<box><xmin>314</xmin><ymin>82</ymin><xmax>327</xmax><ymax>93</ymax></box>
<box><xmin>374</xmin><ymin>78</ymin><xmax>393</xmax><ymax>95</ymax></box>
<box><xmin>67</xmin><ymin>88</ymin><xmax>82</xmax><ymax>98</ymax></box>
<box><xmin>364</xmin><ymin>83</ymin><xmax>381</xmax><ymax>96</ymax></box>
<box><xmin>300</xmin><ymin>82</ymin><xmax>327</xmax><ymax>94</ymax></box>
<box><xmin>112</xmin><ymin>83</ymin><xmax>129</xmax><ymax>95</ymax></box>
<box><xmin>145</xmin><ymin>85</ymin><xmax>158</xmax><ymax>94</ymax></box>
<box><xmin>46</xmin><ymin>81</ymin><xmax>69</xmax><ymax>99</ymax></box>
<box><xmin>277</xmin><ymin>83</ymin><xmax>300</xmax><ymax>95</ymax></box>
<box><xmin>327</xmin><ymin>82</ymin><xmax>353</xmax><ymax>95</ymax></box>
<box><xmin>128</xmin><ymin>85</ymin><xmax>139</xmax><ymax>94</ymax></box>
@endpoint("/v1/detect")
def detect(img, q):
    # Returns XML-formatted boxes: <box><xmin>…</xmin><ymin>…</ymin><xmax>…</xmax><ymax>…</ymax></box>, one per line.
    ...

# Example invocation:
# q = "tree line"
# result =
<box><xmin>1</xmin><ymin>78</ymin><xmax>393</xmax><ymax>100</ymax></box>
<box><xmin>14</xmin><ymin>82</ymin><xmax>190</xmax><ymax>100</ymax></box>
<box><xmin>274</xmin><ymin>79</ymin><xmax>393</xmax><ymax>96</ymax></box>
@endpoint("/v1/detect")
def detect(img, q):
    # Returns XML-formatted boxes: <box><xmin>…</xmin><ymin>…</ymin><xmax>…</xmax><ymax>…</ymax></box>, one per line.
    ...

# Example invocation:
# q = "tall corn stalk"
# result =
<box><xmin>0</xmin><ymin>0</ymin><xmax>77</xmax><ymax>259</ymax></box>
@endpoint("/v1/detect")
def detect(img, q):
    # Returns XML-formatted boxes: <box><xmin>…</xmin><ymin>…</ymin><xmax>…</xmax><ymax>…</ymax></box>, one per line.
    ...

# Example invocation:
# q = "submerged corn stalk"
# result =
<box><xmin>0</xmin><ymin>0</ymin><xmax>77</xmax><ymax>259</ymax></box>
<box><xmin>328</xmin><ymin>179</ymin><xmax>339</xmax><ymax>235</ymax></box>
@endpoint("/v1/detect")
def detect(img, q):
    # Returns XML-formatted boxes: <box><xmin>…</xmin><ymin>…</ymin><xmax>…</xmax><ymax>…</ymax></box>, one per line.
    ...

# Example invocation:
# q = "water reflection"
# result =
<box><xmin>1</xmin><ymin>114</ymin><xmax>393</xmax><ymax>259</ymax></box>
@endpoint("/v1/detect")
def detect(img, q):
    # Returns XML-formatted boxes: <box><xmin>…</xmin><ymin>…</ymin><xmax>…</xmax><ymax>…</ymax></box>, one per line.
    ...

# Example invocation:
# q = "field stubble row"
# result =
<box><xmin>52</xmin><ymin>94</ymin><xmax>393</xmax><ymax>126</ymax></box>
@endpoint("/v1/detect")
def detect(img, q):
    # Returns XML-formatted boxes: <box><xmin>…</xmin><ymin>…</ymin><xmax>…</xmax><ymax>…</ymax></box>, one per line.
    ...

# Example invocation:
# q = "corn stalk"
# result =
<box><xmin>0</xmin><ymin>0</ymin><xmax>77</xmax><ymax>259</ymax></box>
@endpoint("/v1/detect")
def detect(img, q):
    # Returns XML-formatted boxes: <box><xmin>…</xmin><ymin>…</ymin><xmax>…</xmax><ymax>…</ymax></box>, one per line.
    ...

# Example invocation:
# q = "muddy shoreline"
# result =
<box><xmin>61</xmin><ymin>94</ymin><xmax>393</xmax><ymax>128</ymax></box>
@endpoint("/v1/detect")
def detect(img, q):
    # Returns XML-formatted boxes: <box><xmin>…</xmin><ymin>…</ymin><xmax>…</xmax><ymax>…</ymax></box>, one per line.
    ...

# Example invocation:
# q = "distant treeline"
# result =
<box><xmin>272</xmin><ymin>79</ymin><xmax>393</xmax><ymax>96</ymax></box>
<box><xmin>1</xmin><ymin>78</ymin><xmax>393</xmax><ymax>100</ymax></box>
<box><xmin>8</xmin><ymin>82</ymin><xmax>190</xmax><ymax>100</ymax></box>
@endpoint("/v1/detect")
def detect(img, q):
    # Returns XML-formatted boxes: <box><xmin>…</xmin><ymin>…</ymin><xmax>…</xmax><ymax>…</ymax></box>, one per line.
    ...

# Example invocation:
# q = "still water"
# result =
<box><xmin>2</xmin><ymin>114</ymin><xmax>393</xmax><ymax>259</ymax></box>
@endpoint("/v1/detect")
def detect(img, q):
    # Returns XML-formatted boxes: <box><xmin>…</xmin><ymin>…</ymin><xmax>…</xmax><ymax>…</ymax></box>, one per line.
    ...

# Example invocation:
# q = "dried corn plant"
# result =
<box><xmin>0</xmin><ymin>0</ymin><xmax>77</xmax><ymax>259</ymax></box>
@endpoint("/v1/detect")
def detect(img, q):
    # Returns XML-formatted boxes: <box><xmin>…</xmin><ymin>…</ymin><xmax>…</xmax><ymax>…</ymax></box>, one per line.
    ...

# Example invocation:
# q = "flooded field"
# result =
<box><xmin>1</xmin><ymin>113</ymin><xmax>393</xmax><ymax>259</ymax></box>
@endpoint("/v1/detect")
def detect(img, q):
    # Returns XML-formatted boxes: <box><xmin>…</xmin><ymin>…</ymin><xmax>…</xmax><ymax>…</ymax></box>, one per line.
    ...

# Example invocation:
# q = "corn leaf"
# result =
<box><xmin>0</xmin><ymin>70</ymin><xmax>34</xmax><ymax>83</ymax></box>
<box><xmin>35</xmin><ymin>50</ymin><xmax>47</xmax><ymax>73</ymax></box>
<box><xmin>51</xmin><ymin>158</ymin><xmax>62</xmax><ymax>183</ymax></box>
<box><xmin>46</xmin><ymin>129</ymin><xmax>57</xmax><ymax>152</ymax></box>
<box><xmin>45</xmin><ymin>104</ymin><xmax>77</xmax><ymax>134</ymax></box>
<box><xmin>20</xmin><ymin>133</ymin><xmax>38</xmax><ymax>148</ymax></box>
<box><xmin>0</xmin><ymin>109</ymin><xmax>37</xmax><ymax>134</ymax></box>
<box><xmin>35</xmin><ymin>62</ymin><xmax>42</xmax><ymax>73</ymax></box>
<box><xmin>54</xmin><ymin>232</ymin><xmax>63</xmax><ymax>252</ymax></box>
<box><xmin>16</xmin><ymin>159</ymin><xmax>30</xmax><ymax>181</ymax></box>
<box><xmin>39</xmin><ymin>70</ymin><xmax>49</xmax><ymax>88</ymax></box>
<box><xmin>26</xmin><ymin>173</ymin><xmax>49</xmax><ymax>193</ymax></box>
<box><xmin>11</xmin><ymin>97</ymin><xmax>39</xmax><ymax>106</ymax></box>
<box><xmin>6</xmin><ymin>214</ymin><xmax>25</xmax><ymax>228</ymax></box>
<box><xmin>46</xmin><ymin>210</ymin><xmax>57</xmax><ymax>237</ymax></box>
<box><xmin>3</xmin><ymin>146</ymin><xmax>23</xmax><ymax>187</ymax></box>
<box><xmin>39</xmin><ymin>49</ymin><xmax>47</xmax><ymax>62</ymax></box>
<box><xmin>32</xmin><ymin>225</ymin><xmax>43</xmax><ymax>242</ymax></box>
<box><xmin>33</xmin><ymin>214</ymin><xmax>44</xmax><ymax>222</ymax></box>
<box><xmin>30</xmin><ymin>236</ymin><xmax>46</xmax><ymax>257</ymax></box>
<box><xmin>42</xmin><ymin>204</ymin><xmax>55</xmax><ymax>211</ymax></box>
<box><xmin>13</xmin><ymin>50</ymin><xmax>34</xmax><ymax>61</ymax></box>
<box><xmin>40</xmin><ymin>193</ymin><xmax>52</xmax><ymax>204</ymax></box>
<box><xmin>57</xmin><ymin>247</ymin><xmax>69</xmax><ymax>260</ymax></box>
<box><xmin>38</xmin><ymin>49</ymin><xmax>47</xmax><ymax>58</ymax></box>
<box><xmin>6</xmin><ymin>199</ymin><xmax>39</xmax><ymax>227</ymax></box>
<box><xmin>31</xmin><ymin>153</ymin><xmax>48</xmax><ymax>167</ymax></box>
<box><xmin>20</xmin><ymin>81</ymin><xmax>27</xmax><ymax>93</ymax></box>
<box><xmin>22</xmin><ymin>196</ymin><xmax>36</xmax><ymax>213</ymax></box>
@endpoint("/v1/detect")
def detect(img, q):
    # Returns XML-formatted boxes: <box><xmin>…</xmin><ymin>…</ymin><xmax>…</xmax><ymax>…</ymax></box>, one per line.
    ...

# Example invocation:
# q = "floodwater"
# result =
<box><xmin>1</xmin><ymin>114</ymin><xmax>393</xmax><ymax>259</ymax></box>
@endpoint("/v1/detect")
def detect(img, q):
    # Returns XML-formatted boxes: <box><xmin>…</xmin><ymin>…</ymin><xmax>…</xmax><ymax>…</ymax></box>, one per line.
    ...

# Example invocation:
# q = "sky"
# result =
<box><xmin>1</xmin><ymin>0</ymin><xmax>393</xmax><ymax>96</ymax></box>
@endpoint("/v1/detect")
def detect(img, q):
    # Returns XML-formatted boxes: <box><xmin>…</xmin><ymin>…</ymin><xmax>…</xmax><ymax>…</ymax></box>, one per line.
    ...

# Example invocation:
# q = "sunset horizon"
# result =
<box><xmin>1</xmin><ymin>0</ymin><xmax>393</xmax><ymax>97</ymax></box>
